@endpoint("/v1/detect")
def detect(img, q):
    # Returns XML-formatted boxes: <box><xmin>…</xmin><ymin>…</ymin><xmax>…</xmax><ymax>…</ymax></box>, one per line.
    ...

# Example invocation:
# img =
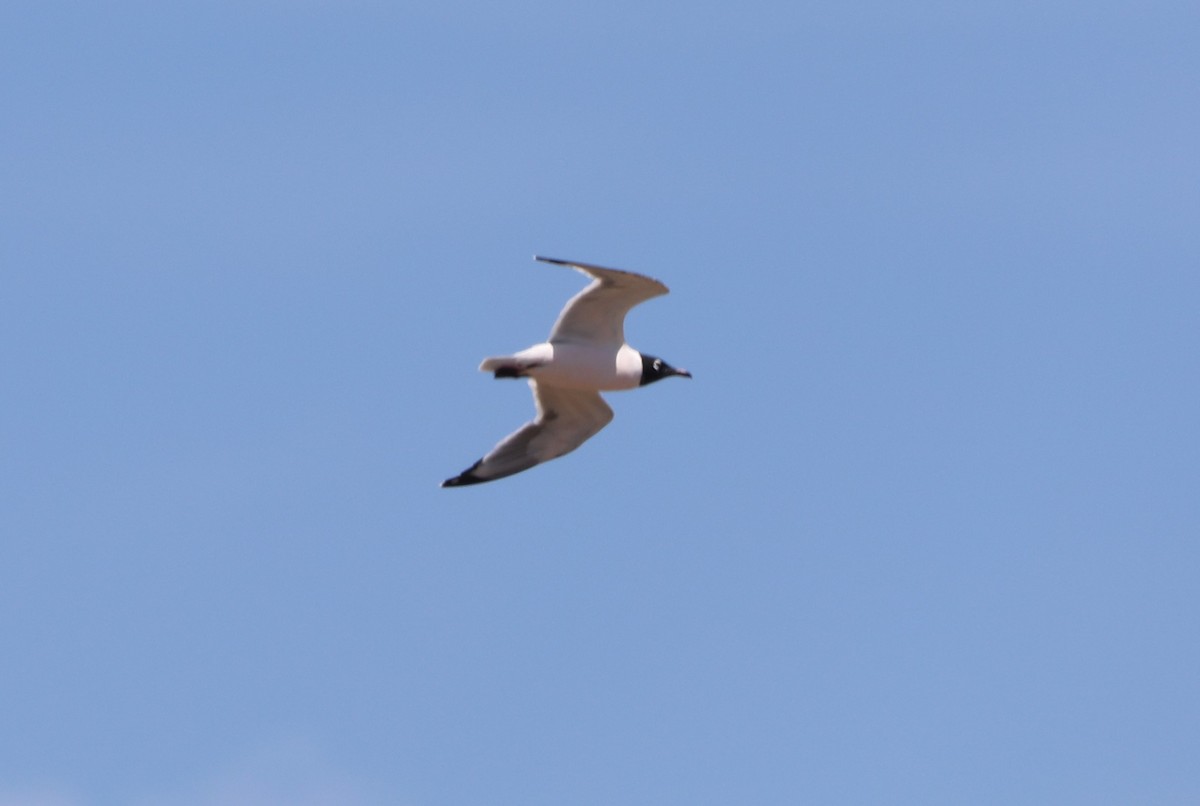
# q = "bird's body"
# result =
<box><xmin>480</xmin><ymin>341</ymin><xmax>644</xmax><ymax>391</ymax></box>
<box><xmin>442</xmin><ymin>256</ymin><xmax>690</xmax><ymax>487</ymax></box>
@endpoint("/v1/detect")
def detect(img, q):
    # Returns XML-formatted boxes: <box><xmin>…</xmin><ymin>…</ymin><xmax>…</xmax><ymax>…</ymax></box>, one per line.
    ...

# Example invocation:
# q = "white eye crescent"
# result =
<box><xmin>653</xmin><ymin>359</ymin><xmax>662</xmax><ymax>370</ymax></box>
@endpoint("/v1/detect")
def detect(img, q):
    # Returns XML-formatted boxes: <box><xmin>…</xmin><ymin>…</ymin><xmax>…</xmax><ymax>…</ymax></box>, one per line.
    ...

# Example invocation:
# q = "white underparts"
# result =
<box><xmin>479</xmin><ymin>342</ymin><xmax>642</xmax><ymax>391</ymax></box>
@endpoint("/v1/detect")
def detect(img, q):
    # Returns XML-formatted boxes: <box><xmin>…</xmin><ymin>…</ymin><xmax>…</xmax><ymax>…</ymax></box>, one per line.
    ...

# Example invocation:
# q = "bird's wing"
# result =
<box><xmin>441</xmin><ymin>381</ymin><xmax>614</xmax><ymax>487</ymax></box>
<box><xmin>536</xmin><ymin>256</ymin><xmax>669</xmax><ymax>346</ymax></box>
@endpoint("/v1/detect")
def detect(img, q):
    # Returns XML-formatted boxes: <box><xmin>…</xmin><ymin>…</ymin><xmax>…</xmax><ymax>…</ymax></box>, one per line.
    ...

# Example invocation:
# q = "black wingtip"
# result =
<box><xmin>534</xmin><ymin>255</ymin><xmax>570</xmax><ymax>266</ymax></box>
<box><xmin>441</xmin><ymin>459</ymin><xmax>488</xmax><ymax>488</ymax></box>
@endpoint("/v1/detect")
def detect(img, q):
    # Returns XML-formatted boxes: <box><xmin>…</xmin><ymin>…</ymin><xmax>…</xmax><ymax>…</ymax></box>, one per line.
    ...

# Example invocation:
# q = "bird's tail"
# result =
<box><xmin>479</xmin><ymin>355</ymin><xmax>541</xmax><ymax>379</ymax></box>
<box><xmin>479</xmin><ymin>356</ymin><xmax>510</xmax><ymax>372</ymax></box>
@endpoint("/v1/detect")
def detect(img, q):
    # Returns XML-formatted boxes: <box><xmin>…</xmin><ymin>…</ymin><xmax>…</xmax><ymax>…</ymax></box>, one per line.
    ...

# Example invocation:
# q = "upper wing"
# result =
<box><xmin>536</xmin><ymin>256</ymin><xmax>669</xmax><ymax>346</ymax></box>
<box><xmin>441</xmin><ymin>381</ymin><xmax>614</xmax><ymax>487</ymax></box>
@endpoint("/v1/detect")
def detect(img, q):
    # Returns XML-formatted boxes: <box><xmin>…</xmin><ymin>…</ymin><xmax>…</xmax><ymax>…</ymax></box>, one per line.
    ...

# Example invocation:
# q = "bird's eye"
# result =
<box><xmin>653</xmin><ymin>360</ymin><xmax>662</xmax><ymax>370</ymax></box>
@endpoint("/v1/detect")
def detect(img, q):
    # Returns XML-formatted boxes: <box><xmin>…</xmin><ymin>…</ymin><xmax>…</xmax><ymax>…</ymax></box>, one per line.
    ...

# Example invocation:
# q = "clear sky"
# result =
<box><xmin>3</xmin><ymin>2</ymin><xmax>1198</xmax><ymax>804</ymax></box>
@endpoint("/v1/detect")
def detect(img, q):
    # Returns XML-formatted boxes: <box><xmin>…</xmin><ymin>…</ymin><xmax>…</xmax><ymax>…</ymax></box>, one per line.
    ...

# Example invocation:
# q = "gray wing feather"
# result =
<box><xmin>536</xmin><ymin>256</ymin><xmax>669</xmax><ymax>345</ymax></box>
<box><xmin>441</xmin><ymin>381</ymin><xmax>614</xmax><ymax>487</ymax></box>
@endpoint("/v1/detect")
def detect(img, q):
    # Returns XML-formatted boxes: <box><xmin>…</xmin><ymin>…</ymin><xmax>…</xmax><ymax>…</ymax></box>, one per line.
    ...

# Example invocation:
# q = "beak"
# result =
<box><xmin>674</xmin><ymin>368</ymin><xmax>692</xmax><ymax>378</ymax></box>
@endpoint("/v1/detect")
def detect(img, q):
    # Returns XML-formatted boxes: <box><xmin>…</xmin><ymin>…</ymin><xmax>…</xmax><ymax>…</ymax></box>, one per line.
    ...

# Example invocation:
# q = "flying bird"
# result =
<box><xmin>442</xmin><ymin>256</ymin><xmax>691</xmax><ymax>487</ymax></box>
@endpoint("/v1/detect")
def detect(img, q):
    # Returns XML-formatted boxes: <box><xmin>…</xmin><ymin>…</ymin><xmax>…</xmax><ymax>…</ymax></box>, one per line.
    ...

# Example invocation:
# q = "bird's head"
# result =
<box><xmin>639</xmin><ymin>354</ymin><xmax>692</xmax><ymax>386</ymax></box>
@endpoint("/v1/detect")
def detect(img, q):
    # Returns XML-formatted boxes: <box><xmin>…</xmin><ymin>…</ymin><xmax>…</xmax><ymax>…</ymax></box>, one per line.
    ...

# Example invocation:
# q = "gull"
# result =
<box><xmin>442</xmin><ymin>255</ymin><xmax>691</xmax><ymax>487</ymax></box>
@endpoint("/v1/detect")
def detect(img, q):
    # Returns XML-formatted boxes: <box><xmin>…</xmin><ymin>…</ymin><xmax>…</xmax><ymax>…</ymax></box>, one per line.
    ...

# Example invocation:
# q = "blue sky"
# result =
<box><xmin>3</xmin><ymin>2</ymin><xmax>1198</xmax><ymax>804</ymax></box>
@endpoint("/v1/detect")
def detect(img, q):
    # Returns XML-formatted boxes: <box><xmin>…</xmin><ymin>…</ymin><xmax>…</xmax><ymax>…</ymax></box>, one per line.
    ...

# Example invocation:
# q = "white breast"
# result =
<box><xmin>524</xmin><ymin>342</ymin><xmax>642</xmax><ymax>391</ymax></box>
